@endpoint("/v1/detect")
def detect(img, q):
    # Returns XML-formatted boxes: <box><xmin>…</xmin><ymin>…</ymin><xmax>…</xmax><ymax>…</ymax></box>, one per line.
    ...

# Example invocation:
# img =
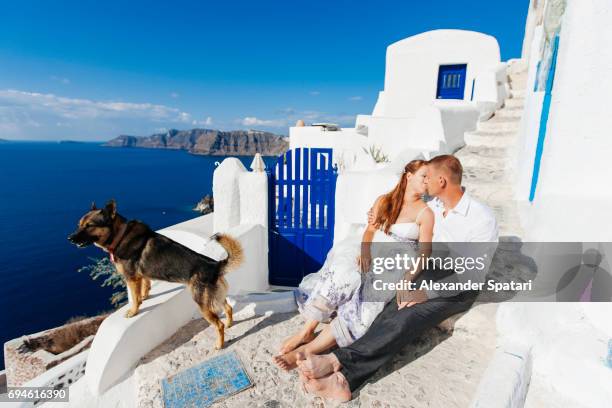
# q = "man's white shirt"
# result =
<box><xmin>424</xmin><ymin>192</ymin><xmax>499</xmax><ymax>298</ymax></box>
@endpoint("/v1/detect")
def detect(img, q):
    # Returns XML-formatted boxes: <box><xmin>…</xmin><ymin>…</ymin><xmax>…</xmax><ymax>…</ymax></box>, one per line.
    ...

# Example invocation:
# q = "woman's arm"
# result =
<box><xmin>397</xmin><ymin>207</ymin><xmax>434</xmax><ymax>306</ymax></box>
<box><xmin>412</xmin><ymin>208</ymin><xmax>434</xmax><ymax>277</ymax></box>
<box><xmin>358</xmin><ymin>197</ymin><xmax>383</xmax><ymax>273</ymax></box>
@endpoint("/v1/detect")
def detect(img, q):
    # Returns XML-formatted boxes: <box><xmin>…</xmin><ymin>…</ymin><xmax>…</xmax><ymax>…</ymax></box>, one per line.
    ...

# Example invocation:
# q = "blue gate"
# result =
<box><xmin>436</xmin><ymin>64</ymin><xmax>467</xmax><ymax>99</ymax></box>
<box><xmin>268</xmin><ymin>148</ymin><xmax>337</xmax><ymax>286</ymax></box>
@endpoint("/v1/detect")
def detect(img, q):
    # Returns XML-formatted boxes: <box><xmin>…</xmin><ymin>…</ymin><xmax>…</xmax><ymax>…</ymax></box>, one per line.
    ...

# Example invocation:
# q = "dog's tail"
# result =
<box><xmin>212</xmin><ymin>233</ymin><xmax>244</xmax><ymax>275</ymax></box>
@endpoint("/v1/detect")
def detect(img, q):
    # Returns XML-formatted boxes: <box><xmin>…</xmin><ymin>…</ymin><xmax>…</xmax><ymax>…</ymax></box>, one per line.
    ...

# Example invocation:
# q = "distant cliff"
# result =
<box><xmin>103</xmin><ymin>128</ymin><xmax>288</xmax><ymax>156</ymax></box>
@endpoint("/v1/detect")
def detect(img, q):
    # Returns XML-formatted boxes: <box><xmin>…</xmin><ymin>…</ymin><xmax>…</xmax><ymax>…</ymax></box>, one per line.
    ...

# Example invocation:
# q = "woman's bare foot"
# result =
<box><xmin>273</xmin><ymin>345</ymin><xmax>306</xmax><ymax>371</ymax></box>
<box><xmin>280</xmin><ymin>330</ymin><xmax>316</xmax><ymax>354</ymax></box>
<box><xmin>296</xmin><ymin>352</ymin><xmax>341</xmax><ymax>379</ymax></box>
<box><xmin>303</xmin><ymin>372</ymin><xmax>352</xmax><ymax>402</ymax></box>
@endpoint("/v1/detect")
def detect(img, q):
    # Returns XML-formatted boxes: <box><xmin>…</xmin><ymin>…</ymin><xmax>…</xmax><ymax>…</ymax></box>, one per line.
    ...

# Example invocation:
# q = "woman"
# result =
<box><xmin>274</xmin><ymin>160</ymin><xmax>433</xmax><ymax>370</ymax></box>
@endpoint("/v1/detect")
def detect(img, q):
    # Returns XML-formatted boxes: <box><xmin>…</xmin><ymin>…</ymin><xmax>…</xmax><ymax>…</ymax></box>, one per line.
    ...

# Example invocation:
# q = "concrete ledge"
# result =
<box><xmin>229</xmin><ymin>290</ymin><xmax>297</xmax><ymax>319</ymax></box>
<box><xmin>85</xmin><ymin>280</ymin><xmax>194</xmax><ymax>395</ymax></box>
<box><xmin>84</xmin><ymin>216</ymin><xmax>270</xmax><ymax>395</ymax></box>
<box><xmin>0</xmin><ymin>351</ymin><xmax>89</xmax><ymax>408</ymax></box>
<box><xmin>25</xmin><ymin>349</ymin><xmax>89</xmax><ymax>389</ymax></box>
<box><xmin>471</xmin><ymin>344</ymin><xmax>532</xmax><ymax>408</ymax></box>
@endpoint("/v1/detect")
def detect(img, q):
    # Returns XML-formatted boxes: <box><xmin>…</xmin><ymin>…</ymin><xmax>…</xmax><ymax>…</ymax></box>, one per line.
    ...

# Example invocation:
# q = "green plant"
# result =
<box><xmin>78</xmin><ymin>257</ymin><xmax>127</xmax><ymax>308</ymax></box>
<box><xmin>362</xmin><ymin>145</ymin><xmax>390</xmax><ymax>163</ymax></box>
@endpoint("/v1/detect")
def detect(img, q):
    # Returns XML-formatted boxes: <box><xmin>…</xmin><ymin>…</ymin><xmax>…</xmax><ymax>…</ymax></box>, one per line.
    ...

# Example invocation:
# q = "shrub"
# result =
<box><xmin>78</xmin><ymin>257</ymin><xmax>127</xmax><ymax>308</ymax></box>
<box><xmin>363</xmin><ymin>145</ymin><xmax>390</xmax><ymax>163</ymax></box>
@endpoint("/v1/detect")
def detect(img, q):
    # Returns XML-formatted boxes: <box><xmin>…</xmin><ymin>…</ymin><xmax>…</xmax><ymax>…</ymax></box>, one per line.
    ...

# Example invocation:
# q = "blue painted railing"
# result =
<box><xmin>530</xmin><ymin>35</ymin><xmax>560</xmax><ymax>202</ymax></box>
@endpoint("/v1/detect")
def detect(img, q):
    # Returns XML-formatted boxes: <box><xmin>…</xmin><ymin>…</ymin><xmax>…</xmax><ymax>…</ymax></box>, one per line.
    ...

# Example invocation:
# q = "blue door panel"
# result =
<box><xmin>436</xmin><ymin>64</ymin><xmax>467</xmax><ymax>100</ymax></box>
<box><xmin>303</xmin><ymin>232</ymin><xmax>326</xmax><ymax>273</ymax></box>
<box><xmin>268</xmin><ymin>148</ymin><xmax>337</xmax><ymax>286</ymax></box>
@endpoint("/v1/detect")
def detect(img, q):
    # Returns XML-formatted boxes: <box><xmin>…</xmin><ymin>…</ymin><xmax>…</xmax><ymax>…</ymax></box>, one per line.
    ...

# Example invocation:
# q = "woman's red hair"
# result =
<box><xmin>373</xmin><ymin>160</ymin><xmax>427</xmax><ymax>234</ymax></box>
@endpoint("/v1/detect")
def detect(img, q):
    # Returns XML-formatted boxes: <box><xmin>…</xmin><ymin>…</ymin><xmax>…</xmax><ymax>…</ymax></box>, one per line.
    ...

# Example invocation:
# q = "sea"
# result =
<box><xmin>0</xmin><ymin>141</ymin><xmax>274</xmax><ymax>369</ymax></box>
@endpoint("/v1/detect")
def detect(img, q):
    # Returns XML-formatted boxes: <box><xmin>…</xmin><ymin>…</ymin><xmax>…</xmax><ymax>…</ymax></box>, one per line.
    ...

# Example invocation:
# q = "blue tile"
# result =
<box><xmin>161</xmin><ymin>351</ymin><xmax>253</xmax><ymax>407</ymax></box>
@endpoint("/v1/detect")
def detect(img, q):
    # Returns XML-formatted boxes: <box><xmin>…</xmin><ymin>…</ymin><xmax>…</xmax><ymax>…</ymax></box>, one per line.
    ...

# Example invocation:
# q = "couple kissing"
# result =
<box><xmin>274</xmin><ymin>154</ymin><xmax>499</xmax><ymax>402</ymax></box>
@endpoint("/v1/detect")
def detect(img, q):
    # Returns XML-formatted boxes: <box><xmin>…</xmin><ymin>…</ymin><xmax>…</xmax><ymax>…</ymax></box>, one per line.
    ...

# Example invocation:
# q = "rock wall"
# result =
<box><xmin>104</xmin><ymin>128</ymin><xmax>288</xmax><ymax>156</ymax></box>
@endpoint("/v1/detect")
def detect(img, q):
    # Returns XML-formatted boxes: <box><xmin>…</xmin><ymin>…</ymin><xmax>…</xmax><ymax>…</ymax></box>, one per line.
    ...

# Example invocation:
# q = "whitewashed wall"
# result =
<box><xmin>288</xmin><ymin>126</ymin><xmax>368</xmax><ymax>170</ymax></box>
<box><xmin>492</xmin><ymin>2</ymin><xmax>612</xmax><ymax>406</ymax></box>
<box><xmin>290</xmin><ymin>102</ymin><xmax>478</xmax><ymax>168</ymax></box>
<box><xmin>520</xmin><ymin>0</ymin><xmax>612</xmax><ymax>241</ymax></box>
<box><xmin>514</xmin><ymin>25</ymin><xmax>545</xmax><ymax>201</ymax></box>
<box><xmin>380</xmin><ymin>29</ymin><xmax>501</xmax><ymax>117</ymax></box>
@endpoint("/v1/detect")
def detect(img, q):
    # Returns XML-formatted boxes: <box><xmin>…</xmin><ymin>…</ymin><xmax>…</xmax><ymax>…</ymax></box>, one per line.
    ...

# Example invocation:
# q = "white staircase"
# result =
<box><xmin>456</xmin><ymin>61</ymin><xmax>528</xmax><ymax>239</ymax></box>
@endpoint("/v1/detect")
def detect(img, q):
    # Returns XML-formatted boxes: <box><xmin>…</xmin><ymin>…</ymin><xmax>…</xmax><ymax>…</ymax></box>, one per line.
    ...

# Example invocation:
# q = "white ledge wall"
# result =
<box><xmin>86</xmin><ymin>210</ymin><xmax>270</xmax><ymax>394</ymax></box>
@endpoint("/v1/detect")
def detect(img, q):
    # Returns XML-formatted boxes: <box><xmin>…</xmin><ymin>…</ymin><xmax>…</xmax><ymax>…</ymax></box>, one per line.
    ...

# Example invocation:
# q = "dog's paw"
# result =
<box><xmin>215</xmin><ymin>342</ymin><xmax>223</xmax><ymax>350</ymax></box>
<box><xmin>125</xmin><ymin>309</ymin><xmax>139</xmax><ymax>318</ymax></box>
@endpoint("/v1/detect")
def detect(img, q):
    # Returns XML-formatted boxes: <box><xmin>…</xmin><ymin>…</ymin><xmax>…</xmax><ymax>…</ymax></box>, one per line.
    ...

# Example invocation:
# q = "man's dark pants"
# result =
<box><xmin>332</xmin><ymin>269</ymin><xmax>479</xmax><ymax>392</ymax></box>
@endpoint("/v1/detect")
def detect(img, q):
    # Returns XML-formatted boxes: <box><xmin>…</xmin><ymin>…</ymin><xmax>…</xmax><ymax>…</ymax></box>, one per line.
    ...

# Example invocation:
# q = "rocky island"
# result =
<box><xmin>104</xmin><ymin>128</ymin><xmax>288</xmax><ymax>156</ymax></box>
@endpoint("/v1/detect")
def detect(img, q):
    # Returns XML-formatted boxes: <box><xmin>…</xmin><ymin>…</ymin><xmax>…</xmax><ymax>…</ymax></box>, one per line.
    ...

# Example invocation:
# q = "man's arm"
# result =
<box><xmin>424</xmin><ymin>215</ymin><xmax>498</xmax><ymax>299</ymax></box>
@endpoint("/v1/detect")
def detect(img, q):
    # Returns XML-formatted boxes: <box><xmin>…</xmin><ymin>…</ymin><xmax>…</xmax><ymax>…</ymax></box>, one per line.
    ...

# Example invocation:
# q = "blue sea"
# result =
<box><xmin>0</xmin><ymin>141</ymin><xmax>271</xmax><ymax>368</ymax></box>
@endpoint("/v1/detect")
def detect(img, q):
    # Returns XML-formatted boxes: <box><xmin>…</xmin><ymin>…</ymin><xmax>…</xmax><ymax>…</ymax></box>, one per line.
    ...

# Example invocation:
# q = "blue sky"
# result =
<box><xmin>0</xmin><ymin>0</ymin><xmax>529</xmax><ymax>140</ymax></box>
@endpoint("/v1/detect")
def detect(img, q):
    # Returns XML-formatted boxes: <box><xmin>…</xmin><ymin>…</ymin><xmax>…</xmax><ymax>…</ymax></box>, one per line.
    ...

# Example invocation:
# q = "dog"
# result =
<box><xmin>68</xmin><ymin>199</ymin><xmax>243</xmax><ymax>349</ymax></box>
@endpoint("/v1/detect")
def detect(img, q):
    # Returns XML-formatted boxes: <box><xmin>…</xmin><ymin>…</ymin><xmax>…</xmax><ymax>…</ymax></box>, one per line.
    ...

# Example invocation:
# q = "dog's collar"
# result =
<box><xmin>108</xmin><ymin>223</ymin><xmax>128</xmax><ymax>263</ymax></box>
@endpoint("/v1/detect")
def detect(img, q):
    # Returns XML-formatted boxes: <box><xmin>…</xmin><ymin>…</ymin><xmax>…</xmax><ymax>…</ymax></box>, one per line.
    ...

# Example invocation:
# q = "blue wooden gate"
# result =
<box><xmin>436</xmin><ymin>64</ymin><xmax>467</xmax><ymax>99</ymax></box>
<box><xmin>268</xmin><ymin>148</ymin><xmax>337</xmax><ymax>286</ymax></box>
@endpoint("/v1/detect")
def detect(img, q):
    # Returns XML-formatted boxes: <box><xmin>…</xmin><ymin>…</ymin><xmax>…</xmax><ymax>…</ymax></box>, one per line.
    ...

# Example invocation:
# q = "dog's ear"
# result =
<box><xmin>104</xmin><ymin>199</ymin><xmax>117</xmax><ymax>219</ymax></box>
<box><xmin>91</xmin><ymin>201</ymin><xmax>97</xmax><ymax>211</ymax></box>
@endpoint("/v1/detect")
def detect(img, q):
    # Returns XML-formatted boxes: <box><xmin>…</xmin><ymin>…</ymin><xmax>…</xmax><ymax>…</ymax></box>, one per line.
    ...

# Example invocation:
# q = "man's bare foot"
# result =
<box><xmin>303</xmin><ymin>372</ymin><xmax>352</xmax><ymax>402</ymax></box>
<box><xmin>296</xmin><ymin>352</ymin><xmax>341</xmax><ymax>379</ymax></box>
<box><xmin>280</xmin><ymin>330</ymin><xmax>316</xmax><ymax>354</ymax></box>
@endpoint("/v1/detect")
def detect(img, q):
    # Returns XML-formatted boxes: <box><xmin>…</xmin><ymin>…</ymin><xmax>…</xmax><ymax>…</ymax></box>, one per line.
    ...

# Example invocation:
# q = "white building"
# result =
<box><xmin>290</xmin><ymin>29</ymin><xmax>507</xmax><ymax>170</ymax></box>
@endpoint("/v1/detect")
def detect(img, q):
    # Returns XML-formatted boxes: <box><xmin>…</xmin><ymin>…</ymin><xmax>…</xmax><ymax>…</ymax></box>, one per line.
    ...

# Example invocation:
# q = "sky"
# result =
<box><xmin>0</xmin><ymin>0</ymin><xmax>530</xmax><ymax>141</ymax></box>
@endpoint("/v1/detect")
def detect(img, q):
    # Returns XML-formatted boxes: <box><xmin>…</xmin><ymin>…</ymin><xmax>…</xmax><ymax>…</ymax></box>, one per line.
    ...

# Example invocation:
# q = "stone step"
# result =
<box><xmin>508</xmin><ymin>74</ymin><xmax>528</xmax><ymax>91</ymax></box>
<box><xmin>456</xmin><ymin>155</ymin><xmax>508</xmax><ymax>170</ymax></box>
<box><xmin>504</xmin><ymin>98</ymin><xmax>525</xmax><ymax>109</ymax></box>
<box><xmin>465</xmin><ymin>133</ymin><xmax>516</xmax><ymax>148</ymax></box>
<box><xmin>463</xmin><ymin>166</ymin><xmax>507</xmax><ymax>184</ymax></box>
<box><xmin>457</xmin><ymin>145</ymin><xmax>508</xmax><ymax>158</ymax></box>
<box><xmin>477</xmin><ymin>120</ymin><xmax>520</xmax><ymax>133</ymax></box>
<box><xmin>510</xmin><ymin>89</ymin><xmax>526</xmax><ymax>99</ymax></box>
<box><xmin>501</xmin><ymin>103</ymin><xmax>524</xmax><ymax>111</ymax></box>
<box><xmin>466</xmin><ymin>129</ymin><xmax>516</xmax><ymax>137</ymax></box>
<box><xmin>488</xmin><ymin>115</ymin><xmax>521</xmax><ymax>124</ymax></box>
<box><xmin>506</xmin><ymin>59</ymin><xmax>528</xmax><ymax>75</ymax></box>
<box><xmin>495</xmin><ymin>109</ymin><xmax>524</xmax><ymax>120</ymax></box>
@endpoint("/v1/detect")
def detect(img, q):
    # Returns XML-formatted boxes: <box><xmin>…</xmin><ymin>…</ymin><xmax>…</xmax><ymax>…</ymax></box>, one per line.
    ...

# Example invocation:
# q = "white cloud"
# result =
<box><xmin>170</xmin><ymin>92</ymin><xmax>179</xmax><ymax>98</ymax></box>
<box><xmin>192</xmin><ymin>116</ymin><xmax>213</xmax><ymax>126</ymax></box>
<box><xmin>240</xmin><ymin>116</ymin><xmax>287</xmax><ymax>127</ymax></box>
<box><xmin>0</xmin><ymin>89</ymin><xmax>192</xmax><ymax>122</ymax></box>
<box><xmin>309</xmin><ymin>91</ymin><xmax>320</xmax><ymax>96</ymax></box>
<box><xmin>348</xmin><ymin>95</ymin><xmax>363</xmax><ymax>101</ymax></box>
<box><xmin>238</xmin><ymin>110</ymin><xmax>356</xmax><ymax>130</ymax></box>
<box><xmin>0</xmin><ymin>89</ymin><xmax>194</xmax><ymax>139</ymax></box>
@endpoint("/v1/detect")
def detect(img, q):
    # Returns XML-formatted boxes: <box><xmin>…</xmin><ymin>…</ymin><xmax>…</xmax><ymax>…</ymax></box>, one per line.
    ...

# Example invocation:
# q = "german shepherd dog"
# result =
<box><xmin>68</xmin><ymin>199</ymin><xmax>243</xmax><ymax>349</ymax></box>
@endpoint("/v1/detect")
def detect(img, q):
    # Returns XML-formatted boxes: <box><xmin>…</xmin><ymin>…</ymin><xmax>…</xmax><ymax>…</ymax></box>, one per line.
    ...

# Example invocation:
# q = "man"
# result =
<box><xmin>296</xmin><ymin>154</ymin><xmax>499</xmax><ymax>401</ymax></box>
